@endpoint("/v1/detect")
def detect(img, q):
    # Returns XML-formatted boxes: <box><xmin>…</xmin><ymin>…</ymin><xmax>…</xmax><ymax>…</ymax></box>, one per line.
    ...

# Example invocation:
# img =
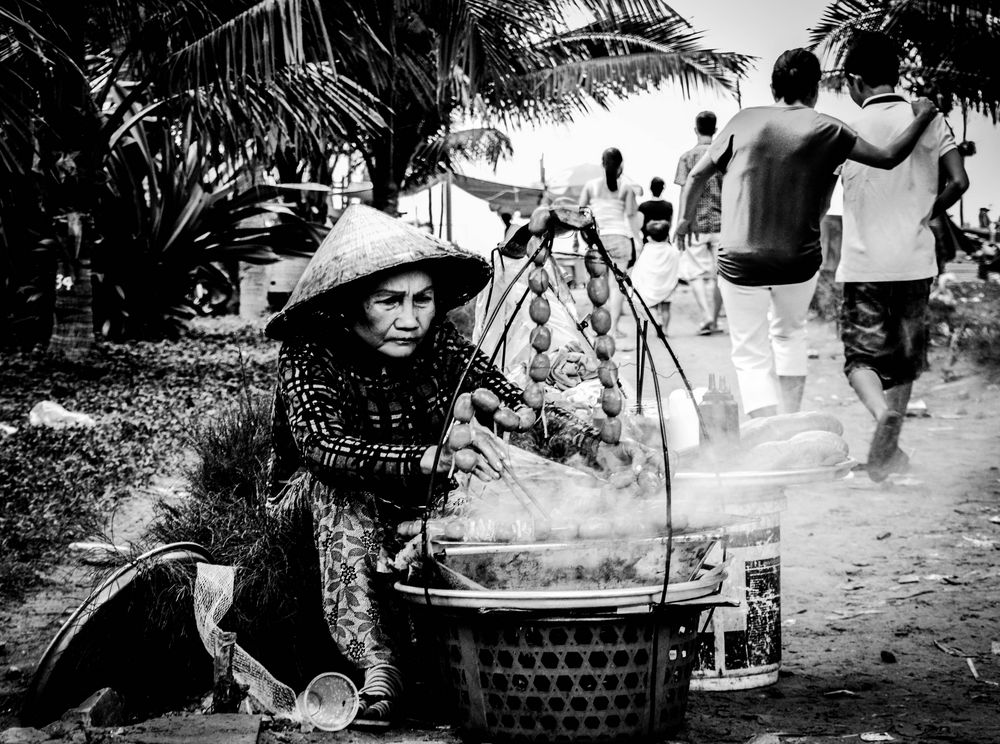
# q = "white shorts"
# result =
<box><xmin>679</xmin><ymin>232</ymin><xmax>720</xmax><ymax>282</ymax></box>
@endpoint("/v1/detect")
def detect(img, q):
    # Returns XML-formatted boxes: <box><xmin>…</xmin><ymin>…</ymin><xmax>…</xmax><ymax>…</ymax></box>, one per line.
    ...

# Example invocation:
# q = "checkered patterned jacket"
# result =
<box><xmin>270</xmin><ymin>319</ymin><xmax>599</xmax><ymax>507</ymax></box>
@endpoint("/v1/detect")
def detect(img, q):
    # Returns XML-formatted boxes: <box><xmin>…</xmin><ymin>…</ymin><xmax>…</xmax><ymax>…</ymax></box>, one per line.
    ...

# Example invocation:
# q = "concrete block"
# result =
<box><xmin>0</xmin><ymin>728</ymin><xmax>48</xmax><ymax>744</ymax></box>
<box><xmin>63</xmin><ymin>687</ymin><xmax>123</xmax><ymax>728</ymax></box>
<box><xmin>108</xmin><ymin>713</ymin><xmax>261</xmax><ymax>744</ymax></box>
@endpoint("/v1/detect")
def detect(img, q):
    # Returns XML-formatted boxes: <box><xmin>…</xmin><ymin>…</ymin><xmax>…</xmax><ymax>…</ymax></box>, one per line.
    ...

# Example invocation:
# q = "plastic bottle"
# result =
<box><xmin>698</xmin><ymin>374</ymin><xmax>740</xmax><ymax>451</ymax></box>
<box><xmin>667</xmin><ymin>388</ymin><xmax>702</xmax><ymax>451</ymax></box>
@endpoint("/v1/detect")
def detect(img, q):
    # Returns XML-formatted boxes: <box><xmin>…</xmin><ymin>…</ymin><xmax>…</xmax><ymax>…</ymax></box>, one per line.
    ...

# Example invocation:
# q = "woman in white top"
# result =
<box><xmin>579</xmin><ymin>147</ymin><xmax>638</xmax><ymax>347</ymax></box>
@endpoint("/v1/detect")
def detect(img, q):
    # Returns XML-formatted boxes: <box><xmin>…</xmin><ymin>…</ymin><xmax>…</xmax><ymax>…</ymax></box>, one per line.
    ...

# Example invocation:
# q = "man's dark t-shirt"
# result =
<box><xmin>709</xmin><ymin>105</ymin><xmax>857</xmax><ymax>286</ymax></box>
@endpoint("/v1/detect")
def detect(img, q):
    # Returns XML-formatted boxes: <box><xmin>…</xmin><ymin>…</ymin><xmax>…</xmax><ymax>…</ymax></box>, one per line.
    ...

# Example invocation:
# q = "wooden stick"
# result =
<box><xmin>500</xmin><ymin>464</ymin><xmax>552</xmax><ymax>521</ymax></box>
<box><xmin>637</xmin><ymin>320</ymin><xmax>648</xmax><ymax>412</ymax></box>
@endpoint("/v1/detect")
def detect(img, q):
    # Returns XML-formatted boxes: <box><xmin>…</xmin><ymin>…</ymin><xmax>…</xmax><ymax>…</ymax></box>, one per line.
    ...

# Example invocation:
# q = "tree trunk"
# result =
<box><xmin>222</xmin><ymin>260</ymin><xmax>241</xmax><ymax>315</ymax></box>
<box><xmin>50</xmin><ymin>258</ymin><xmax>96</xmax><ymax>359</ymax></box>
<box><xmin>368</xmin><ymin>138</ymin><xmax>400</xmax><ymax>215</ymax></box>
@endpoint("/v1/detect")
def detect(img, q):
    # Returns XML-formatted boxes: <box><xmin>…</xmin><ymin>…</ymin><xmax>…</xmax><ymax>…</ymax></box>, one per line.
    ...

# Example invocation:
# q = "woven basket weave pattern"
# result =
<box><xmin>420</xmin><ymin>609</ymin><xmax>701</xmax><ymax>743</ymax></box>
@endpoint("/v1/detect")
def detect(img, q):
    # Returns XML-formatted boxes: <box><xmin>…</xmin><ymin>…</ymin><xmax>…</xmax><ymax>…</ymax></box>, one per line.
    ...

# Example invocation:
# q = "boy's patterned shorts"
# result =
<box><xmin>841</xmin><ymin>278</ymin><xmax>933</xmax><ymax>389</ymax></box>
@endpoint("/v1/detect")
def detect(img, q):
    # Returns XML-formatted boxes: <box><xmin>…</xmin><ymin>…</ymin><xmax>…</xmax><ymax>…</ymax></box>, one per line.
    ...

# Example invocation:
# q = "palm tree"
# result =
<box><xmin>810</xmin><ymin>1</ymin><xmax>1000</xmax><ymax>120</ymax></box>
<box><xmin>332</xmin><ymin>1</ymin><xmax>752</xmax><ymax>212</ymax></box>
<box><xmin>0</xmin><ymin>0</ymin><xmax>382</xmax><ymax>347</ymax></box>
<box><xmin>1</xmin><ymin>0</ymin><xmax>751</xmax><ymax>345</ymax></box>
<box><xmin>0</xmin><ymin>3</ymin><xmax>105</xmax><ymax>353</ymax></box>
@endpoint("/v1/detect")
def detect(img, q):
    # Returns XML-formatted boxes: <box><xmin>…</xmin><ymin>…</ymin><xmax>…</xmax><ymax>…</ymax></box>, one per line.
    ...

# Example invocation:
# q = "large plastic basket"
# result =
<box><xmin>411</xmin><ymin>604</ymin><xmax>700</xmax><ymax>743</ymax></box>
<box><xmin>397</xmin><ymin>567</ymin><xmax>727</xmax><ymax>744</ymax></box>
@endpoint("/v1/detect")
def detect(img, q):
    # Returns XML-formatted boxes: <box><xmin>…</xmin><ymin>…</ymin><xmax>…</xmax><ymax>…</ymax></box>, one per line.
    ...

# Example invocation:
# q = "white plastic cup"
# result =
<box><xmin>296</xmin><ymin>672</ymin><xmax>360</xmax><ymax>731</ymax></box>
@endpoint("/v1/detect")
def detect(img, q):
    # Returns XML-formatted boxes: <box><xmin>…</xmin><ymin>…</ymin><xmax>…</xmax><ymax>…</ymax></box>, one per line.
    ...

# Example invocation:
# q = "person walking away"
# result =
<box><xmin>675</xmin><ymin>111</ymin><xmax>724</xmax><ymax>335</ymax></box>
<box><xmin>579</xmin><ymin>147</ymin><xmax>638</xmax><ymax>349</ymax></box>
<box><xmin>638</xmin><ymin>177</ymin><xmax>674</xmax><ymax>242</ymax></box>
<box><xmin>630</xmin><ymin>219</ymin><xmax>680</xmax><ymax>333</ymax></box>
<box><xmin>675</xmin><ymin>48</ymin><xmax>938</xmax><ymax>418</ymax></box>
<box><xmin>837</xmin><ymin>32</ymin><xmax>969</xmax><ymax>481</ymax></box>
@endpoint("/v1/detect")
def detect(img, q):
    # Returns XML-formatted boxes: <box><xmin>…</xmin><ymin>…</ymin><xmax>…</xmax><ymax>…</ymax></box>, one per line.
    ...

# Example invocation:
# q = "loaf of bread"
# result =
<box><xmin>739</xmin><ymin>411</ymin><xmax>844</xmax><ymax>449</ymax></box>
<box><xmin>741</xmin><ymin>429</ymin><xmax>849</xmax><ymax>471</ymax></box>
<box><xmin>743</xmin><ymin>440</ymin><xmax>799</xmax><ymax>471</ymax></box>
<box><xmin>787</xmin><ymin>430</ymin><xmax>850</xmax><ymax>467</ymax></box>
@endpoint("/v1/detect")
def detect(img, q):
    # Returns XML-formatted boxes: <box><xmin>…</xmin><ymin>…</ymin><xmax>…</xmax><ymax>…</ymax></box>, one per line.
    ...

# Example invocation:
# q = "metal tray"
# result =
<box><xmin>394</xmin><ymin>561</ymin><xmax>727</xmax><ymax>611</ymax></box>
<box><xmin>436</xmin><ymin>531</ymin><xmax>724</xmax><ymax>592</ymax></box>
<box><xmin>21</xmin><ymin>542</ymin><xmax>214</xmax><ymax>726</ymax></box>
<box><xmin>673</xmin><ymin>458</ymin><xmax>856</xmax><ymax>489</ymax></box>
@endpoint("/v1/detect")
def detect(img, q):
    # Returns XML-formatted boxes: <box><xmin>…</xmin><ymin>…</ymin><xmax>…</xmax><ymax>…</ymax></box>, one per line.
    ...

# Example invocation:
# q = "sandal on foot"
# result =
<box><xmin>867</xmin><ymin>410</ymin><xmax>904</xmax><ymax>483</ymax></box>
<box><xmin>887</xmin><ymin>447</ymin><xmax>910</xmax><ymax>475</ymax></box>
<box><xmin>354</xmin><ymin>696</ymin><xmax>394</xmax><ymax>727</ymax></box>
<box><xmin>353</xmin><ymin>663</ymin><xmax>402</xmax><ymax>725</ymax></box>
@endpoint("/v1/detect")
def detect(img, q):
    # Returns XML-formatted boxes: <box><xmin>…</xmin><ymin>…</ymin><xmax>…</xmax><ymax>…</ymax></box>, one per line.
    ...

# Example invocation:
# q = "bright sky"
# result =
<box><xmin>462</xmin><ymin>0</ymin><xmax>999</xmax><ymax>222</ymax></box>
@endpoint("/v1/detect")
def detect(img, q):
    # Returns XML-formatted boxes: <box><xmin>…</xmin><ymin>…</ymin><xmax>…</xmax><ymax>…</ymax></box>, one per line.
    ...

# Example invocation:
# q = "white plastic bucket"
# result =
<box><xmin>689</xmin><ymin>490</ymin><xmax>785</xmax><ymax>690</ymax></box>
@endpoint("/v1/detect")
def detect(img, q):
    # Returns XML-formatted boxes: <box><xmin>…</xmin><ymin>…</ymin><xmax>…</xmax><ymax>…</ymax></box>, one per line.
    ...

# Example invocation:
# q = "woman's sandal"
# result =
<box><xmin>353</xmin><ymin>696</ymin><xmax>393</xmax><ymax>728</ymax></box>
<box><xmin>352</xmin><ymin>663</ymin><xmax>402</xmax><ymax>728</ymax></box>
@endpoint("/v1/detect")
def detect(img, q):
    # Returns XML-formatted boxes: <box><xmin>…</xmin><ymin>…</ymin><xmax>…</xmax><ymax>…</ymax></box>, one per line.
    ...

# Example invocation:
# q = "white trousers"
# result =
<box><xmin>718</xmin><ymin>274</ymin><xmax>819</xmax><ymax>413</ymax></box>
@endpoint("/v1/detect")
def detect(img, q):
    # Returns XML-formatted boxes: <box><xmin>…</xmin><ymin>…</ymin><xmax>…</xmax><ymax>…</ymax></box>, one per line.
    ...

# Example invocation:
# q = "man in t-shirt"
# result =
<box><xmin>675</xmin><ymin>111</ymin><xmax>724</xmax><ymax>335</ymax></box>
<box><xmin>837</xmin><ymin>33</ymin><xmax>969</xmax><ymax>482</ymax></box>
<box><xmin>637</xmin><ymin>177</ymin><xmax>674</xmax><ymax>242</ymax></box>
<box><xmin>674</xmin><ymin>48</ymin><xmax>936</xmax><ymax>419</ymax></box>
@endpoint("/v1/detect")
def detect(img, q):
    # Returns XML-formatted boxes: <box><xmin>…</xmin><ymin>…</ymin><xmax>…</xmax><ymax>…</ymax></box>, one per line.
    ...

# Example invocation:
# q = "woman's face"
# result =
<box><xmin>352</xmin><ymin>268</ymin><xmax>436</xmax><ymax>358</ymax></box>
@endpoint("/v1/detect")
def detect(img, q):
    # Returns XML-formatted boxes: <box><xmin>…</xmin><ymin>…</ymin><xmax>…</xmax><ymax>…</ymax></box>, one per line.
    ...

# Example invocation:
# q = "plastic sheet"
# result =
<box><xmin>193</xmin><ymin>563</ymin><xmax>300</xmax><ymax>720</ymax></box>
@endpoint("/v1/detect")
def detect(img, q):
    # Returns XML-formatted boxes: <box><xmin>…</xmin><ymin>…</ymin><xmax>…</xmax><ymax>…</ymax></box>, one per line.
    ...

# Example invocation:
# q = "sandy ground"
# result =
<box><xmin>649</xmin><ymin>287</ymin><xmax>1000</xmax><ymax>743</ymax></box>
<box><xmin>2</xmin><ymin>283</ymin><xmax>999</xmax><ymax>742</ymax></box>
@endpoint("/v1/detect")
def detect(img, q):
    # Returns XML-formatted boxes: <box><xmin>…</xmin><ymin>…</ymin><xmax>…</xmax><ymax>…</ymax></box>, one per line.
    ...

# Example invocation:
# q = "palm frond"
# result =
<box><xmin>165</xmin><ymin>0</ymin><xmax>334</xmax><ymax>93</ymax></box>
<box><xmin>183</xmin><ymin>63</ymin><xmax>386</xmax><ymax>163</ymax></box>
<box><xmin>406</xmin><ymin>126</ymin><xmax>513</xmax><ymax>187</ymax></box>
<box><xmin>810</xmin><ymin>0</ymin><xmax>1000</xmax><ymax>120</ymax></box>
<box><xmin>479</xmin><ymin>13</ymin><xmax>752</xmax><ymax>125</ymax></box>
<box><xmin>531</xmin><ymin>49</ymin><xmax>748</xmax><ymax>100</ymax></box>
<box><xmin>0</xmin><ymin>3</ymin><xmax>89</xmax><ymax>177</ymax></box>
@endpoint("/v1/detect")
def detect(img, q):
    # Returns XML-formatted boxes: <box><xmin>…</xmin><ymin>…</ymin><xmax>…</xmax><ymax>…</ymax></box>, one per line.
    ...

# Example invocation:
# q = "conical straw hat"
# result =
<box><xmin>265</xmin><ymin>204</ymin><xmax>491</xmax><ymax>339</ymax></box>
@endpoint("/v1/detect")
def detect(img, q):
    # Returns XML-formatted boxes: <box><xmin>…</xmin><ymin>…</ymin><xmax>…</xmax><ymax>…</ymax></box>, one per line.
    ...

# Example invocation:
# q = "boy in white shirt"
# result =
<box><xmin>838</xmin><ymin>32</ymin><xmax>969</xmax><ymax>481</ymax></box>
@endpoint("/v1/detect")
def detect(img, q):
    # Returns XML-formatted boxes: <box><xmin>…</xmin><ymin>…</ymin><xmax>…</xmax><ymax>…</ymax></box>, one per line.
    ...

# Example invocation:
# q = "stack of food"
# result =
<box><xmin>681</xmin><ymin>411</ymin><xmax>850</xmax><ymax>473</ymax></box>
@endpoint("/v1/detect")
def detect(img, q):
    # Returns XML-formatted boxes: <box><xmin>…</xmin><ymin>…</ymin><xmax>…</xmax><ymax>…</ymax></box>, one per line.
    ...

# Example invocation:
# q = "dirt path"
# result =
<box><xmin>2</xmin><ymin>286</ymin><xmax>998</xmax><ymax>742</ymax></box>
<box><xmin>639</xmin><ymin>290</ymin><xmax>1000</xmax><ymax>742</ymax></box>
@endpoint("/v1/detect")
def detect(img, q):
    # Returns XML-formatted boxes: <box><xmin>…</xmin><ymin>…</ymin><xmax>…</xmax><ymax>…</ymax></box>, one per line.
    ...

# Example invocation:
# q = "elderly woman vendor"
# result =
<box><xmin>265</xmin><ymin>205</ymin><xmax>646</xmax><ymax>722</ymax></box>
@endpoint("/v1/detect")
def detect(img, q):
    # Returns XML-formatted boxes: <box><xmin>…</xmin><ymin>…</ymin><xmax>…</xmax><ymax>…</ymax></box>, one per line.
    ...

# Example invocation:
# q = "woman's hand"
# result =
<box><xmin>420</xmin><ymin>422</ymin><xmax>508</xmax><ymax>482</ymax></box>
<box><xmin>598</xmin><ymin>437</ymin><xmax>656</xmax><ymax>474</ymax></box>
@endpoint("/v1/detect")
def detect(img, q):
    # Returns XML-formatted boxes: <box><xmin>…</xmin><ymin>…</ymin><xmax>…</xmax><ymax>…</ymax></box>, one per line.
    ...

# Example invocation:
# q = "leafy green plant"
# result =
<box><xmin>149</xmin><ymin>389</ymin><xmax>345</xmax><ymax>690</ymax></box>
<box><xmin>0</xmin><ymin>1</ymin><xmax>380</xmax><ymax>347</ymax></box>
<box><xmin>931</xmin><ymin>280</ymin><xmax>1000</xmax><ymax>374</ymax></box>
<box><xmin>94</xmin><ymin>114</ymin><xmax>327</xmax><ymax>338</ymax></box>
